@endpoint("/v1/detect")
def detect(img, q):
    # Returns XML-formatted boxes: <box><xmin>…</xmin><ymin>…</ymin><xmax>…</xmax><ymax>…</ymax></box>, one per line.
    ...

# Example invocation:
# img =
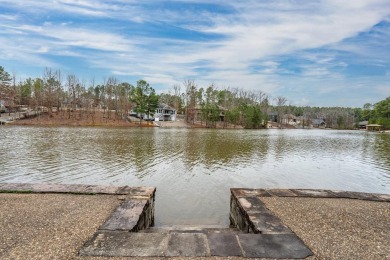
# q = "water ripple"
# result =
<box><xmin>1</xmin><ymin>126</ymin><xmax>389</xmax><ymax>225</ymax></box>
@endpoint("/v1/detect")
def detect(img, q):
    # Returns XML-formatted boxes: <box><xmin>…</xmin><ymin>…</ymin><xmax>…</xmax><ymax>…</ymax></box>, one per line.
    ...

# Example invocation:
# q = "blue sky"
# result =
<box><xmin>1</xmin><ymin>0</ymin><xmax>390</xmax><ymax>107</ymax></box>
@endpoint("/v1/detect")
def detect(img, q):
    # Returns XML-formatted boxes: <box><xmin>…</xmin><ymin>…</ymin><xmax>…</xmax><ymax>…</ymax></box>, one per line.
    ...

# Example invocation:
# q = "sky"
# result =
<box><xmin>1</xmin><ymin>0</ymin><xmax>390</xmax><ymax>107</ymax></box>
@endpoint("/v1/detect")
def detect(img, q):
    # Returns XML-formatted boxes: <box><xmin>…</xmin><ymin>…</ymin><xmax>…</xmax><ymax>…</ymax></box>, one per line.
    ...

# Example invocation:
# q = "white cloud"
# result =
<box><xmin>0</xmin><ymin>0</ymin><xmax>108</xmax><ymax>17</ymax></box>
<box><xmin>1</xmin><ymin>23</ymin><xmax>135</xmax><ymax>52</ymax></box>
<box><xmin>1</xmin><ymin>0</ymin><xmax>390</xmax><ymax>106</ymax></box>
<box><xmin>0</xmin><ymin>14</ymin><xmax>19</xmax><ymax>20</ymax></box>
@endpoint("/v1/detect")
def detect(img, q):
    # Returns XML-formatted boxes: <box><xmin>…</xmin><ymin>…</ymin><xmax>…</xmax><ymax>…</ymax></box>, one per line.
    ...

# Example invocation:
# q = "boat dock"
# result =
<box><xmin>0</xmin><ymin>183</ymin><xmax>389</xmax><ymax>259</ymax></box>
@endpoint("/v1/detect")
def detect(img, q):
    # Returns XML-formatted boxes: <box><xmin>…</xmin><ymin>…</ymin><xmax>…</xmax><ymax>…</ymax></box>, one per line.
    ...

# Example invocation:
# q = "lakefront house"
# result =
<box><xmin>154</xmin><ymin>104</ymin><xmax>177</xmax><ymax>121</ymax></box>
<box><xmin>130</xmin><ymin>103</ymin><xmax>177</xmax><ymax>121</ymax></box>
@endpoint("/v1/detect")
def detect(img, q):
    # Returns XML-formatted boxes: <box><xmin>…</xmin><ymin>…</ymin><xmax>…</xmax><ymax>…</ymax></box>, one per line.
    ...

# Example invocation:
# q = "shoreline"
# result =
<box><xmin>5</xmin><ymin>112</ymin><xmax>246</xmax><ymax>129</ymax></box>
<box><xmin>3</xmin><ymin>112</ymin><xmax>387</xmax><ymax>131</ymax></box>
<box><xmin>6</xmin><ymin>121</ymin><xmax>385</xmax><ymax>131</ymax></box>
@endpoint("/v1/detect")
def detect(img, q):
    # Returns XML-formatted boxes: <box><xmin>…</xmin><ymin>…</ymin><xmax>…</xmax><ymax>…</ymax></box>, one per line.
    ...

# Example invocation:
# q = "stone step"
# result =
<box><xmin>139</xmin><ymin>225</ymin><xmax>240</xmax><ymax>234</ymax></box>
<box><xmin>231</xmin><ymin>195</ymin><xmax>294</xmax><ymax>234</ymax></box>
<box><xmin>100</xmin><ymin>200</ymin><xmax>150</xmax><ymax>232</ymax></box>
<box><xmin>80</xmin><ymin>231</ymin><xmax>313</xmax><ymax>258</ymax></box>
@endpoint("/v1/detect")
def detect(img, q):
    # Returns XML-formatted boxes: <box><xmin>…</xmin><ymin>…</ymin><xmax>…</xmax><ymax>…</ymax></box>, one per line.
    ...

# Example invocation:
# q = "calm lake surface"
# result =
<box><xmin>1</xmin><ymin>126</ymin><xmax>389</xmax><ymax>226</ymax></box>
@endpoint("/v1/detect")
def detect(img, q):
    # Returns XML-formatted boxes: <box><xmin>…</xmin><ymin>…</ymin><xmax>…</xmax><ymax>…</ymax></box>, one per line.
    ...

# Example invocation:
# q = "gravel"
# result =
<box><xmin>0</xmin><ymin>193</ymin><xmax>120</xmax><ymax>260</ymax></box>
<box><xmin>261</xmin><ymin>197</ymin><xmax>390</xmax><ymax>259</ymax></box>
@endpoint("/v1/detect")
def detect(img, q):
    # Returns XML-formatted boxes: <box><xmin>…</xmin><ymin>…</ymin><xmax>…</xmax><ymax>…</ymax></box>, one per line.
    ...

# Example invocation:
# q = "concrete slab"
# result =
<box><xmin>138</xmin><ymin>227</ymin><xmax>171</xmax><ymax>233</ymax></box>
<box><xmin>293</xmin><ymin>189</ymin><xmax>337</xmax><ymax>198</ymax></box>
<box><xmin>1</xmin><ymin>189</ymin><xmax>387</xmax><ymax>259</ymax></box>
<box><xmin>208</xmin><ymin>228</ymin><xmax>242</xmax><ymax>234</ymax></box>
<box><xmin>168</xmin><ymin>229</ymin><xmax>207</xmax><ymax>234</ymax></box>
<box><xmin>116</xmin><ymin>186</ymin><xmax>132</xmax><ymax>195</ymax></box>
<box><xmin>166</xmin><ymin>233</ymin><xmax>208</xmax><ymax>257</ymax></box>
<box><xmin>0</xmin><ymin>183</ymin><xmax>34</xmax><ymax>192</ymax></box>
<box><xmin>373</xmin><ymin>193</ymin><xmax>390</xmax><ymax>202</ymax></box>
<box><xmin>207</xmin><ymin>233</ymin><xmax>242</xmax><ymax>257</ymax></box>
<box><xmin>83</xmin><ymin>185</ymin><xmax>122</xmax><ymax>194</ymax></box>
<box><xmin>248</xmin><ymin>212</ymin><xmax>292</xmax><ymax>234</ymax></box>
<box><xmin>348</xmin><ymin>191</ymin><xmax>384</xmax><ymax>201</ymax></box>
<box><xmin>0</xmin><ymin>183</ymin><xmax>122</xmax><ymax>194</ymax></box>
<box><xmin>139</xmin><ymin>227</ymin><xmax>241</xmax><ymax>234</ymax></box>
<box><xmin>267</xmin><ymin>189</ymin><xmax>297</xmax><ymax>197</ymax></box>
<box><xmin>238</xmin><ymin>196</ymin><xmax>270</xmax><ymax>213</ymax></box>
<box><xmin>238</xmin><ymin>233</ymin><xmax>313</xmax><ymax>258</ymax></box>
<box><xmin>0</xmin><ymin>183</ymin><xmax>156</xmax><ymax>197</ymax></box>
<box><xmin>328</xmin><ymin>190</ymin><xmax>356</xmax><ymax>199</ymax></box>
<box><xmin>231</xmin><ymin>188</ymin><xmax>271</xmax><ymax>197</ymax></box>
<box><xmin>100</xmin><ymin>200</ymin><xmax>147</xmax><ymax>231</ymax></box>
<box><xmin>329</xmin><ymin>190</ymin><xmax>383</xmax><ymax>201</ymax></box>
<box><xmin>79</xmin><ymin>231</ymin><xmax>168</xmax><ymax>257</ymax></box>
<box><xmin>124</xmin><ymin>186</ymin><xmax>156</xmax><ymax>199</ymax></box>
<box><xmin>230</xmin><ymin>198</ymin><xmax>251</xmax><ymax>233</ymax></box>
<box><xmin>31</xmin><ymin>183</ymin><xmax>82</xmax><ymax>193</ymax></box>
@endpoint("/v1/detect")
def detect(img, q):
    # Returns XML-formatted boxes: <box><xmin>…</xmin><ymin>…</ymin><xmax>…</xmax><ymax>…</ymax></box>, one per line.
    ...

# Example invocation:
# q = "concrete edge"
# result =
<box><xmin>230</xmin><ymin>188</ymin><xmax>390</xmax><ymax>202</ymax></box>
<box><xmin>229</xmin><ymin>188</ymin><xmax>389</xmax><ymax>257</ymax></box>
<box><xmin>0</xmin><ymin>183</ymin><xmax>156</xmax><ymax>198</ymax></box>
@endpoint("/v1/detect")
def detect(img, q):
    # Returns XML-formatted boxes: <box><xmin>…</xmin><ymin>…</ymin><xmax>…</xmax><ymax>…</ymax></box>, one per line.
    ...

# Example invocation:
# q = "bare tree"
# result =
<box><xmin>173</xmin><ymin>84</ymin><xmax>181</xmax><ymax>112</ymax></box>
<box><xmin>184</xmin><ymin>80</ymin><xmax>197</xmax><ymax>123</ymax></box>
<box><xmin>66</xmin><ymin>74</ymin><xmax>78</xmax><ymax>119</ymax></box>
<box><xmin>275</xmin><ymin>96</ymin><xmax>287</xmax><ymax>126</ymax></box>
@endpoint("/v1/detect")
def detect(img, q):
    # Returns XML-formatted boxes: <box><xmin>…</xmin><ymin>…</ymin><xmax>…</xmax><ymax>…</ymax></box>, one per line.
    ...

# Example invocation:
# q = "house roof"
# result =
<box><xmin>281</xmin><ymin>114</ymin><xmax>296</xmax><ymax>119</ymax></box>
<box><xmin>312</xmin><ymin>118</ymin><xmax>325</xmax><ymax>124</ymax></box>
<box><xmin>158</xmin><ymin>103</ymin><xmax>176</xmax><ymax>111</ymax></box>
<box><xmin>359</xmin><ymin>121</ymin><xmax>369</xmax><ymax>125</ymax></box>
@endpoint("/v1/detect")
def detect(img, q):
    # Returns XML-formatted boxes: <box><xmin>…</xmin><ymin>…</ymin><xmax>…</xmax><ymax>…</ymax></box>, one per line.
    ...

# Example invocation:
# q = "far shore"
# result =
<box><xmin>11</xmin><ymin>117</ymin><xmax>245</xmax><ymax>129</ymax></box>
<box><xmin>4</xmin><ymin>111</ymin><xmax>386</xmax><ymax>131</ymax></box>
<box><xmin>4</xmin><ymin>111</ymin><xmax>247</xmax><ymax>129</ymax></box>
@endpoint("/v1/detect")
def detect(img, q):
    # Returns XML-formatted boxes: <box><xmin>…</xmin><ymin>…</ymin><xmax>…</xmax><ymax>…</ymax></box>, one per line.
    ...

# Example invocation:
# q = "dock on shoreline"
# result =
<box><xmin>0</xmin><ymin>183</ymin><xmax>389</xmax><ymax>259</ymax></box>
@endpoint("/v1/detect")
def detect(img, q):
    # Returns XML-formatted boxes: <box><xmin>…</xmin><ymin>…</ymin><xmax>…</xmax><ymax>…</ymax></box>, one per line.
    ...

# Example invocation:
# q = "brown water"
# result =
<box><xmin>1</xmin><ymin>126</ymin><xmax>389</xmax><ymax>226</ymax></box>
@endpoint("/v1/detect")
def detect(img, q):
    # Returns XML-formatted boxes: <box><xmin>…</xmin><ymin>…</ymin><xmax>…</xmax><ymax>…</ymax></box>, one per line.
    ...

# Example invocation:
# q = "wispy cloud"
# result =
<box><xmin>0</xmin><ymin>0</ymin><xmax>390</xmax><ymax>106</ymax></box>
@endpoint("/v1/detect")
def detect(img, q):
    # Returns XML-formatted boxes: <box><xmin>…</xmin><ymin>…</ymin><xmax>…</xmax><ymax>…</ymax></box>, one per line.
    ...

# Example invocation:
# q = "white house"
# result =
<box><xmin>0</xmin><ymin>100</ymin><xmax>5</xmax><ymax>112</ymax></box>
<box><xmin>280</xmin><ymin>114</ymin><xmax>298</xmax><ymax>126</ymax></box>
<box><xmin>154</xmin><ymin>104</ymin><xmax>176</xmax><ymax>121</ymax></box>
<box><xmin>130</xmin><ymin>103</ymin><xmax>177</xmax><ymax>121</ymax></box>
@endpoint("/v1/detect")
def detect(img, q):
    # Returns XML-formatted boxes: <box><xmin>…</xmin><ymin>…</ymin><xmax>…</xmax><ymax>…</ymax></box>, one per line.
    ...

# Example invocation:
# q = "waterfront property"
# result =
<box><xmin>154</xmin><ymin>104</ymin><xmax>177</xmax><ymax>121</ymax></box>
<box><xmin>1</xmin><ymin>184</ymin><xmax>388</xmax><ymax>258</ymax></box>
<box><xmin>130</xmin><ymin>103</ymin><xmax>177</xmax><ymax>121</ymax></box>
<box><xmin>312</xmin><ymin>118</ymin><xmax>326</xmax><ymax>128</ymax></box>
<box><xmin>0</xmin><ymin>127</ymin><xmax>389</xmax><ymax>227</ymax></box>
<box><xmin>366</xmin><ymin>124</ymin><xmax>383</xmax><ymax>131</ymax></box>
<box><xmin>0</xmin><ymin>101</ymin><xmax>5</xmax><ymax>113</ymax></box>
<box><xmin>359</xmin><ymin>120</ymin><xmax>369</xmax><ymax>129</ymax></box>
<box><xmin>280</xmin><ymin>113</ymin><xmax>298</xmax><ymax>126</ymax></box>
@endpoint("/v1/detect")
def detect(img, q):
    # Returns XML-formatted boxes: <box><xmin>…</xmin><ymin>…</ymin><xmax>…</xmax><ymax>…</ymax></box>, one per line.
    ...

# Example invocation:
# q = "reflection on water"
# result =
<box><xmin>1</xmin><ymin>126</ymin><xmax>389</xmax><ymax>226</ymax></box>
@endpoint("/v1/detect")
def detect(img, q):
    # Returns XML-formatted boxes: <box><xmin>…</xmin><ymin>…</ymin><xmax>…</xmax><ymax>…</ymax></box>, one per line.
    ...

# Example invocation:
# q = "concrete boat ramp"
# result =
<box><xmin>0</xmin><ymin>183</ymin><xmax>389</xmax><ymax>259</ymax></box>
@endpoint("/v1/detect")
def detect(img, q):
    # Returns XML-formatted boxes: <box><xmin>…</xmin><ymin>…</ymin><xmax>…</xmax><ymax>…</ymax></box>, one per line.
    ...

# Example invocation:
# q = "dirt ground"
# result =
<box><xmin>12</xmin><ymin>110</ymin><xmax>154</xmax><ymax>127</ymax></box>
<box><xmin>12</xmin><ymin>111</ymin><xmax>246</xmax><ymax>129</ymax></box>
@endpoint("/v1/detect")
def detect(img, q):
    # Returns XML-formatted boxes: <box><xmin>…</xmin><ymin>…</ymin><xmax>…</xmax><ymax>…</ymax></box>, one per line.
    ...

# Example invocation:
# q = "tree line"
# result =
<box><xmin>0</xmin><ymin>66</ymin><xmax>158</xmax><ymax>124</ymax></box>
<box><xmin>361</xmin><ymin>98</ymin><xmax>390</xmax><ymax>129</ymax></box>
<box><xmin>1</xmin><ymin>65</ymin><xmax>388</xmax><ymax>129</ymax></box>
<box><xmin>182</xmin><ymin>80</ymin><xmax>269</xmax><ymax>128</ymax></box>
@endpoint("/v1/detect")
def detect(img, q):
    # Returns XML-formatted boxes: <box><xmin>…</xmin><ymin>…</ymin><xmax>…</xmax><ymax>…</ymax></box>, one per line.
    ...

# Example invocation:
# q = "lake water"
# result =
<box><xmin>1</xmin><ymin>126</ymin><xmax>389</xmax><ymax>226</ymax></box>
